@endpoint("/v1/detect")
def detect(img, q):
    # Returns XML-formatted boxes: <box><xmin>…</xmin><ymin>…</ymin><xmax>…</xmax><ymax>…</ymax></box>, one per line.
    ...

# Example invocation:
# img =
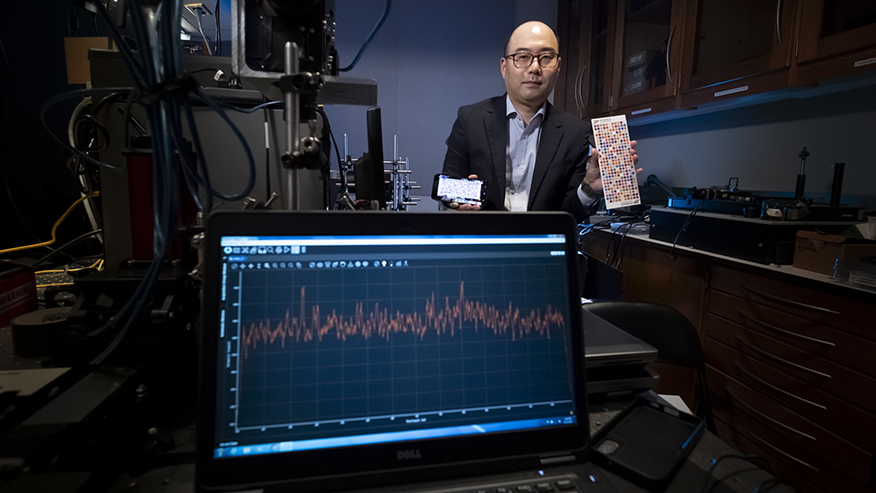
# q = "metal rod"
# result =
<box><xmin>284</xmin><ymin>42</ymin><xmax>300</xmax><ymax>210</ymax></box>
<box><xmin>830</xmin><ymin>162</ymin><xmax>845</xmax><ymax>207</ymax></box>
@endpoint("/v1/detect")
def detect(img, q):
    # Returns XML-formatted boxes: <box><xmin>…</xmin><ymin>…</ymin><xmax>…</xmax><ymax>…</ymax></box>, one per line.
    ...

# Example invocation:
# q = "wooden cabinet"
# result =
<box><xmin>611</xmin><ymin>0</ymin><xmax>686</xmax><ymax>115</ymax></box>
<box><xmin>795</xmin><ymin>0</ymin><xmax>876</xmax><ymax>84</ymax></box>
<box><xmin>678</xmin><ymin>0</ymin><xmax>798</xmax><ymax>108</ymax></box>
<box><xmin>556</xmin><ymin>0</ymin><xmax>876</xmax><ymax>122</ymax></box>
<box><xmin>704</xmin><ymin>265</ymin><xmax>876</xmax><ymax>492</ymax></box>
<box><xmin>580</xmin><ymin>230</ymin><xmax>876</xmax><ymax>491</ymax></box>
<box><xmin>556</xmin><ymin>0</ymin><xmax>617</xmax><ymax>119</ymax></box>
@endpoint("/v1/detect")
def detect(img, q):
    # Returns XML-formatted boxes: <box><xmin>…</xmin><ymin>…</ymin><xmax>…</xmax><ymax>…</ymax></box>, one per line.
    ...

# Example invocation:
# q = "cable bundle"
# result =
<box><xmin>37</xmin><ymin>0</ymin><xmax>258</xmax><ymax>365</ymax></box>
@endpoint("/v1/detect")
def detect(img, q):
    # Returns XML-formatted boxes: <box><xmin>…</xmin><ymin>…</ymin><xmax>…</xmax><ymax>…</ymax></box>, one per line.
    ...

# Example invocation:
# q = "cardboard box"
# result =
<box><xmin>626</xmin><ymin>50</ymin><xmax>656</xmax><ymax>70</ymax></box>
<box><xmin>0</xmin><ymin>266</ymin><xmax>37</xmax><ymax>328</ymax></box>
<box><xmin>64</xmin><ymin>37</ymin><xmax>114</xmax><ymax>84</ymax></box>
<box><xmin>621</xmin><ymin>78</ymin><xmax>645</xmax><ymax>96</ymax></box>
<box><xmin>793</xmin><ymin>230</ymin><xmax>876</xmax><ymax>276</ymax></box>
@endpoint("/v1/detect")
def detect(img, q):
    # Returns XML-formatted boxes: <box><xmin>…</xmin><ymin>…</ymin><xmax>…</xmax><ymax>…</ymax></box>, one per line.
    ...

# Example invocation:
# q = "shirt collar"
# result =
<box><xmin>505</xmin><ymin>95</ymin><xmax>546</xmax><ymax>121</ymax></box>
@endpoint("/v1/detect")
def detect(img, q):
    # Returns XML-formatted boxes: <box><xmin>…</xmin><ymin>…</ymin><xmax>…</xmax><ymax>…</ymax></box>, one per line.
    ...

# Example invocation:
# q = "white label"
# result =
<box><xmin>854</xmin><ymin>57</ymin><xmax>876</xmax><ymax>68</ymax></box>
<box><xmin>631</xmin><ymin>108</ymin><xmax>652</xmax><ymax>115</ymax></box>
<box><xmin>714</xmin><ymin>85</ymin><xmax>749</xmax><ymax>97</ymax></box>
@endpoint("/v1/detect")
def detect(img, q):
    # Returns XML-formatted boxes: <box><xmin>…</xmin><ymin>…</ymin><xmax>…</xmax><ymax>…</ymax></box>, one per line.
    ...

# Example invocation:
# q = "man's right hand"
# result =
<box><xmin>446</xmin><ymin>174</ymin><xmax>483</xmax><ymax>211</ymax></box>
<box><xmin>583</xmin><ymin>140</ymin><xmax>642</xmax><ymax>192</ymax></box>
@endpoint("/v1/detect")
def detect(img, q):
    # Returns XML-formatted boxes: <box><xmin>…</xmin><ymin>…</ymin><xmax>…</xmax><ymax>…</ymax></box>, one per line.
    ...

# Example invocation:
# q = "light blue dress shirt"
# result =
<box><xmin>504</xmin><ymin>96</ymin><xmax>597</xmax><ymax>211</ymax></box>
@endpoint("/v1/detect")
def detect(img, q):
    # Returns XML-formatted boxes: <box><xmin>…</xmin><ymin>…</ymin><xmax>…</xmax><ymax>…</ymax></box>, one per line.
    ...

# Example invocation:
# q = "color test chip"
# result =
<box><xmin>591</xmin><ymin>115</ymin><xmax>640</xmax><ymax>210</ymax></box>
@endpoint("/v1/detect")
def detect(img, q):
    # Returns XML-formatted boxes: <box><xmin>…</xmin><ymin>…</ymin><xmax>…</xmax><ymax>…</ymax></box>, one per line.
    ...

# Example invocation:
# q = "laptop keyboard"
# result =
<box><xmin>466</xmin><ymin>477</ymin><xmax>580</xmax><ymax>492</ymax></box>
<box><xmin>415</xmin><ymin>474</ymin><xmax>586</xmax><ymax>493</ymax></box>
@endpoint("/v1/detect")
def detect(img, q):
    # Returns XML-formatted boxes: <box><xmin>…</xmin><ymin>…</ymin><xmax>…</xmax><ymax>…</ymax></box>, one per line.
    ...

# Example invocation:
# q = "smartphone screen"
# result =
<box><xmin>431</xmin><ymin>174</ymin><xmax>486</xmax><ymax>206</ymax></box>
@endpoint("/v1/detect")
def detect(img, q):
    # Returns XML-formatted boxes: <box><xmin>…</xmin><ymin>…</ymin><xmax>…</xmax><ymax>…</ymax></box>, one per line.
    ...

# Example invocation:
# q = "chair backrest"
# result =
<box><xmin>582</xmin><ymin>301</ymin><xmax>704</xmax><ymax>370</ymax></box>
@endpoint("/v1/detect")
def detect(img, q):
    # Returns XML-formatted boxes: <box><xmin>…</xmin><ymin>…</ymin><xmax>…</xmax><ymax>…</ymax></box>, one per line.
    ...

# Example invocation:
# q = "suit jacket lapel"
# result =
<box><xmin>484</xmin><ymin>97</ymin><xmax>508</xmax><ymax>204</ymax></box>
<box><xmin>529</xmin><ymin>103</ymin><xmax>562</xmax><ymax>209</ymax></box>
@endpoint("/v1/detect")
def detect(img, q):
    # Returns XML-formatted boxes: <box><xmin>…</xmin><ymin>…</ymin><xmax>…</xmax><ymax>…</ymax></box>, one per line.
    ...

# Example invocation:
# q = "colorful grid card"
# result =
<box><xmin>591</xmin><ymin>115</ymin><xmax>640</xmax><ymax>210</ymax></box>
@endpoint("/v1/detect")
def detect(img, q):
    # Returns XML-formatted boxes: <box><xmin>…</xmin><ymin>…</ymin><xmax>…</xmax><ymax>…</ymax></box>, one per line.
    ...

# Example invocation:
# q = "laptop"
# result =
<box><xmin>582</xmin><ymin>310</ymin><xmax>659</xmax><ymax>395</ymax></box>
<box><xmin>196</xmin><ymin>211</ymin><xmax>612</xmax><ymax>493</ymax></box>
<box><xmin>583</xmin><ymin>310</ymin><xmax>657</xmax><ymax>369</ymax></box>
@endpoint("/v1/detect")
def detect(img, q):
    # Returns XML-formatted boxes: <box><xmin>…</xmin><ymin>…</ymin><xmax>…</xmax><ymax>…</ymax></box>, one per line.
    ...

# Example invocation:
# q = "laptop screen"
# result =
<box><xmin>198</xmin><ymin>212</ymin><xmax>587</xmax><ymax>492</ymax></box>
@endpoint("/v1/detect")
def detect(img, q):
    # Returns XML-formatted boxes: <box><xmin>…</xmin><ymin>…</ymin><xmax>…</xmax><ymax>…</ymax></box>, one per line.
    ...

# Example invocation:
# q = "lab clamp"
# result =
<box><xmin>334</xmin><ymin>134</ymin><xmax>421</xmax><ymax>211</ymax></box>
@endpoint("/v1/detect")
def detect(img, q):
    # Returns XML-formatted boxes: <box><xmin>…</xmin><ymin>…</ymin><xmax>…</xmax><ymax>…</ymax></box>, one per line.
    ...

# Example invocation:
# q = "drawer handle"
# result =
<box><xmin>735</xmin><ymin>336</ymin><xmax>832</xmax><ymax>379</ymax></box>
<box><xmin>738</xmin><ymin>311</ymin><xmax>836</xmax><ymax>347</ymax></box>
<box><xmin>733</xmin><ymin>361</ymin><xmax>827</xmax><ymax>411</ymax></box>
<box><xmin>742</xmin><ymin>286</ymin><xmax>840</xmax><ymax>315</ymax></box>
<box><xmin>724</xmin><ymin>387</ymin><xmax>816</xmax><ymax>442</ymax></box>
<box><xmin>733</xmin><ymin>421</ymin><xmax>819</xmax><ymax>472</ymax></box>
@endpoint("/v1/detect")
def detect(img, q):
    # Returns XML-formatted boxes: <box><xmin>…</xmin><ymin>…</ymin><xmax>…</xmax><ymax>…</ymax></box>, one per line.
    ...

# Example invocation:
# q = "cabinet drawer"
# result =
<box><xmin>713</xmin><ymin>409</ymin><xmax>872</xmax><ymax>493</ymax></box>
<box><xmin>708</xmin><ymin>289</ymin><xmax>876</xmax><ymax>378</ymax></box>
<box><xmin>709</xmin><ymin>265</ymin><xmax>876</xmax><ymax>340</ymax></box>
<box><xmin>705</xmin><ymin>312</ymin><xmax>876</xmax><ymax>415</ymax></box>
<box><xmin>714</xmin><ymin>418</ymin><xmax>826</xmax><ymax>493</ymax></box>
<box><xmin>704</xmin><ymin>336</ymin><xmax>876</xmax><ymax>449</ymax></box>
<box><xmin>707</xmin><ymin>366</ymin><xmax>874</xmax><ymax>486</ymax></box>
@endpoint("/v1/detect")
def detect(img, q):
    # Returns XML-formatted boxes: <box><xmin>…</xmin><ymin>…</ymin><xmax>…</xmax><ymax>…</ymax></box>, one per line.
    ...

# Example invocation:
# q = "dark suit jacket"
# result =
<box><xmin>441</xmin><ymin>95</ymin><xmax>594</xmax><ymax>222</ymax></box>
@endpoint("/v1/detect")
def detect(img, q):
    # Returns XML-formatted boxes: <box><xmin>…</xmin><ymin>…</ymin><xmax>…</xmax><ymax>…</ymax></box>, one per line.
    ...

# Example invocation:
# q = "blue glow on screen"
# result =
<box><xmin>214</xmin><ymin>415</ymin><xmax>575</xmax><ymax>458</ymax></box>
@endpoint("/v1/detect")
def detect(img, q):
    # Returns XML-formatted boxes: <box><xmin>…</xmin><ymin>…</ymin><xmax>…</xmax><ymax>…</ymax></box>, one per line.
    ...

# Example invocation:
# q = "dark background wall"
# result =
<box><xmin>0</xmin><ymin>3</ymin><xmax>97</xmax><ymax>251</ymax></box>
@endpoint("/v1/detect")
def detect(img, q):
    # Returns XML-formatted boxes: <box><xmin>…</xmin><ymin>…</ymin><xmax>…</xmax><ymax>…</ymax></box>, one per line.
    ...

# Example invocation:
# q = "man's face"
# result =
<box><xmin>501</xmin><ymin>23</ymin><xmax>561</xmax><ymax>109</ymax></box>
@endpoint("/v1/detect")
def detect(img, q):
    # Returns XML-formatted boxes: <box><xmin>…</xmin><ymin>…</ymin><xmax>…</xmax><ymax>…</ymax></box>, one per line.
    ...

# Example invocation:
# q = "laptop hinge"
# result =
<box><xmin>539</xmin><ymin>455</ymin><xmax>577</xmax><ymax>466</ymax></box>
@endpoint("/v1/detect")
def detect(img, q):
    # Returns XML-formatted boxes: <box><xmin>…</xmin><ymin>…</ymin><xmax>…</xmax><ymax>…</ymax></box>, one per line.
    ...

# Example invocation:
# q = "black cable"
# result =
<box><xmin>697</xmin><ymin>454</ymin><xmax>775</xmax><ymax>493</ymax></box>
<box><xmin>73</xmin><ymin>114</ymin><xmax>111</xmax><ymax>152</ymax></box>
<box><xmin>116</xmin><ymin>107</ymin><xmax>147</xmax><ymax>135</ymax></box>
<box><xmin>90</xmin><ymin>90</ymin><xmax>129</xmax><ymax>115</ymax></box>
<box><xmin>670</xmin><ymin>203</ymin><xmax>703</xmax><ymax>259</ymax></box>
<box><xmin>214</xmin><ymin>0</ymin><xmax>221</xmax><ymax>56</ymax></box>
<box><xmin>82</xmin><ymin>0</ymin><xmax>177</xmax><ymax>366</ymax></box>
<box><xmin>0</xmin><ymin>259</ymin><xmax>38</xmax><ymax>270</ymax></box>
<box><xmin>92</xmin><ymin>12</ymin><xmax>99</xmax><ymax>36</ymax></box>
<box><xmin>217</xmin><ymin>99</ymin><xmax>282</xmax><ymax>114</ymax></box>
<box><xmin>338</xmin><ymin>0</ymin><xmax>392</xmax><ymax>72</ymax></box>
<box><xmin>314</xmin><ymin>107</ymin><xmax>344</xmax><ymax>207</ymax></box>
<box><xmin>754</xmin><ymin>478</ymin><xmax>780</xmax><ymax>493</ymax></box>
<box><xmin>40</xmin><ymin>87</ymin><xmax>134</xmax><ymax>171</ymax></box>
<box><xmin>80</xmin><ymin>0</ymin><xmax>256</xmax><ymax>365</ymax></box>
<box><xmin>190</xmin><ymin>87</ymin><xmax>256</xmax><ymax>201</ymax></box>
<box><xmin>32</xmin><ymin>229</ymin><xmax>103</xmax><ymax>269</ymax></box>
<box><xmin>754</xmin><ymin>477</ymin><xmax>798</xmax><ymax>493</ymax></box>
<box><xmin>614</xmin><ymin>219</ymin><xmax>646</xmax><ymax>271</ymax></box>
<box><xmin>263</xmin><ymin>103</ymin><xmax>272</xmax><ymax>199</ymax></box>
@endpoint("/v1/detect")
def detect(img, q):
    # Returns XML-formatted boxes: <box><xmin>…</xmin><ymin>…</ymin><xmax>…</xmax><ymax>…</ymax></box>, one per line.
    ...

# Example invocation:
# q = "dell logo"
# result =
<box><xmin>397</xmin><ymin>449</ymin><xmax>422</xmax><ymax>460</ymax></box>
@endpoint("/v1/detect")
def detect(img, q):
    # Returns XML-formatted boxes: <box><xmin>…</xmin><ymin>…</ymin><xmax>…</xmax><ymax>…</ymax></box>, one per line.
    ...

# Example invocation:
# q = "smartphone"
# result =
<box><xmin>588</xmin><ymin>398</ymin><xmax>704</xmax><ymax>490</ymax></box>
<box><xmin>431</xmin><ymin>174</ymin><xmax>487</xmax><ymax>206</ymax></box>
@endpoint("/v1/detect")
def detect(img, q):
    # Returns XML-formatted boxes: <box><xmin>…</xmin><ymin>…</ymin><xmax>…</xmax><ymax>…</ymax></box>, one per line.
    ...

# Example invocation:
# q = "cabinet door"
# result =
<box><xmin>795</xmin><ymin>0</ymin><xmax>876</xmax><ymax>83</ymax></box>
<box><xmin>680</xmin><ymin>0</ymin><xmax>797</xmax><ymax>94</ymax></box>
<box><xmin>556</xmin><ymin>0</ymin><xmax>587</xmax><ymax>115</ymax></box>
<box><xmin>798</xmin><ymin>0</ymin><xmax>876</xmax><ymax>62</ymax></box>
<box><xmin>612</xmin><ymin>0</ymin><xmax>686</xmax><ymax>113</ymax></box>
<box><xmin>557</xmin><ymin>0</ymin><xmax>617</xmax><ymax>118</ymax></box>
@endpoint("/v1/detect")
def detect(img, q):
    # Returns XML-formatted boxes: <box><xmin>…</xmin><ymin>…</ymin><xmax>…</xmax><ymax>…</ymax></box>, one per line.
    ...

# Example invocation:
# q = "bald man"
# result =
<box><xmin>441</xmin><ymin>21</ymin><xmax>639</xmax><ymax>222</ymax></box>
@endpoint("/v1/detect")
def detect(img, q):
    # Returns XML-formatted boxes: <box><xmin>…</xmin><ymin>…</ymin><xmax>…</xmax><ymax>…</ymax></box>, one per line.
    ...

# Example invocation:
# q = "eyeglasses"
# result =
<box><xmin>505</xmin><ymin>52</ymin><xmax>560</xmax><ymax>69</ymax></box>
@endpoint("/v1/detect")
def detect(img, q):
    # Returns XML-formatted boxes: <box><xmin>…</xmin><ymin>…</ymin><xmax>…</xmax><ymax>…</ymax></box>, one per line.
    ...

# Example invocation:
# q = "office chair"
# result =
<box><xmin>582</xmin><ymin>301</ymin><xmax>717</xmax><ymax>434</ymax></box>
